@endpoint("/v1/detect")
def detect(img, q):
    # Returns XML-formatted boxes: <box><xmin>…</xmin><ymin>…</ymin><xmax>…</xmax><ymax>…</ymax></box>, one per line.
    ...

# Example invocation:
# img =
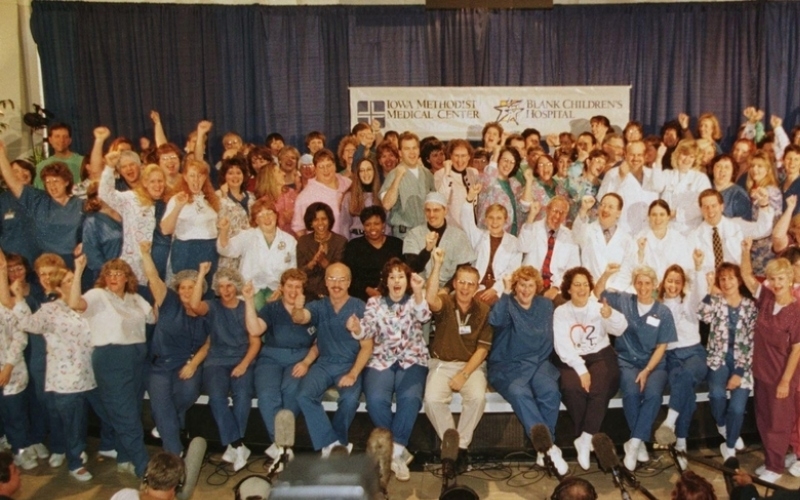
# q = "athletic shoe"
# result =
<box><xmin>98</xmin><ymin>449</ymin><xmax>118</xmax><ymax>459</ymax></box>
<box><xmin>623</xmin><ymin>440</ymin><xmax>638</xmax><ymax>472</ymax></box>
<box><xmin>734</xmin><ymin>437</ymin><xmax>745</xmax><ymax>451</ymax></box>
<box><xmin>637</xmin><ymin>442</ymin><xmax>649</xmax><ymax>463</ymax></box>
<box><xmin>151</xmin><ymin>427</ymin><xmax>161</xmax><ymax>439</ymax></box>
<box><xmin>321</xmin><ymin>441</ymin><xmax>341</xmax><ymax>459</ymax></box>
<box><xmin>265</xmin><ymin>443</ymin><xmax>281</xmax><ymax>461</ymax></box>
<box><xmin>719</xmin><ymin>443</ymin><xmax>736</xmax><ymax>461</ymax></box>
<box><xmin>755</xmin><ymin>464</ymin><xmax>766</xmax><ymax>475</ymax></box>
<box><xmin>673</xmin><ymin>442</ymin><xmax>688</xmax><ymax>471</ymax></box>
<box><xmin>0</xmin><ymin>436</ymin><xmax>10</xmax><ymax>451</ymax></box>
<box><xmin>548</xmin><ymin>445</ymin><xmax>569</xmax><ymax>476</ymax></box>
<box><xmin>785</xmin><ymin>452</ymin><xmax>798</xmax><ymax>468</ymax></box>
<box><xmin>401</xmin><ymin>447</ymin><xmax>414</xmax><ymax>466</ymax></box>
<box><xmin>30</xmin><ymin>443</ymin><xmax>49</xmax><ymax>459</ymax></box>
<box><xmin>116</xmin><ymin>462</ymin><xmax>136</xmax><ymax>476</ymax></box>
<box><xmin>758</xmin><ymin>470</ymin><xmax>782</xmax><ymax>484</ymax></box>
<box><xmin>574</xmin><ymin>435</ymin><xmax>592</xmax><ymax>471</ymax></box>
<box><xmin>788</xmin><ymin>461</ymin><xmax>800</xmax><ymax>478</ymax></box>
<box><xmin>233</xmin><ymin>444</ymin><xmax>251</xmax><ymax>472</ymax></box>
<box><xmin>222</xmin><ymin>444</ymin><xmax>237</xmax><ymax>464</ymax></box>
<box><xmin>48</xmin><ymin>453</ymin><xmax>66</xmax><ymax>468</ymax></box>
<box><xmin>14</xmin><ymin>449</ymin><xmax>38</xmax><ymax>470</ymax></box>
<box><xmin>391</xmin><ymin>455</ymin><xmax>410</xmax><ymax>481</ymax></box>
<box><xmin>70</xmin><ymin>467</ymin><xmax>93</xmax><ymax>482</ymax></box>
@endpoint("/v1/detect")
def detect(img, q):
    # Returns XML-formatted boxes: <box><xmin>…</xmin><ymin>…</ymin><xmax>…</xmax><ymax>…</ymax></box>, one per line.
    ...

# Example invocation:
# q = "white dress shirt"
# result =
<box><xmin>518</xmin><ymin>219</ymin><xmax>580</xmax><ymax>289</ymax></box>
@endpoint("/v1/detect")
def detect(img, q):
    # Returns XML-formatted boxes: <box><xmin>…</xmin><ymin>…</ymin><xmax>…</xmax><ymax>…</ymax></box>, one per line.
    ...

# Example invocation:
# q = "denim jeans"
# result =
<box><xmin>149</xmin><ymin>365</ymin><xmax>203</xmax><ymax>454</ymax></box>
<box><xmin>363</xmin><ymin>363</ymin><xmax>428</xmax><ymax>446</ymax></box>
<box><xmin>707</xmin><ymin>359</ymin><xmax>751</xmax><ymax>449</ymax></box>
<box><xmin>489</xmin><ymin>360</ymin><xmax>561</xmax><ymax>438</ymax></box>
<box><xmin>203</xmin><ymin>363</ymin><xmax>254</xmax><ymax>446</ymax></box>
<box><xmin>666</xmin><ymin>344</ymin><xmax>708</xmax><ymax>438</ymax></box>
<box><xmin>93</xmin><ymin>343</ymin><xmax>149</xmax><ymax>476</ymax></box>
<box><xmin>618</xmin><ymin>358</ymin><xmax>668</xmax><ymax>442</ymax></box>
<box><xmin>254</xmin><ymin>348</ymin><xmax>307</xmax><ymax>441</ymax></box>
<box><xmin>0</xmin><ymin>390</ymin><xmax>29</xmax><ymax>451</ymax></box>
<box><xmin>297</xmin><ymin>361</ymin><xmax>362</xmax><ymax>450</ymax></box>
<box><xmin>48</xmin><ymin>391</ymin><xmax>89</xmax><ymax>470</ymax></box>
<box><xmin>25</xmin><ymin>336</ymin><xmax>63</xmax><ymax>451</ymax></box>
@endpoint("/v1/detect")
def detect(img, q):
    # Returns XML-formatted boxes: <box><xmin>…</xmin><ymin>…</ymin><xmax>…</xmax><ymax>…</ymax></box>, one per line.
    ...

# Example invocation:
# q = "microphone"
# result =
<box><xmin>592</xmin><ymin>433</ymin><xmax>632</xmax><ymax>500</ymax></box>
<box><xmin>681</xmin><ymin>449</ymin><xmax>793</xmax><ymax>492</ymax></box>
<box><xmin>654</xmin><ymin>424</ymin><xmax>684</xmax><ymax>473</ymax></box>
<box><xmin>366</xmin><ymin>427</ymin><xmax>393</xmax><ymax>497</ymax></box>
<box><xmin>531</xmin><ymin>424</ymin><xmax>563</xmax><ymax>481</ymax></box>
<box><xmin>176</xmin><ymin>436</ymin><xmax>207</xmax><ymax>500</ymax></box>
<box><xmin>267</xmin><ymin>409</ymin><xmax>295</xmax><ymax>479</ymax></box>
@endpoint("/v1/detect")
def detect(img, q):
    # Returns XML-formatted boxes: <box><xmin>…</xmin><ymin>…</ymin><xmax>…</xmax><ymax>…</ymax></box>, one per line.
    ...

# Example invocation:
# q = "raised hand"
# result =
<box><xmin>466</xmin><ymin>183</ymin><xmax>482</xmax><ymax>203</ymax></box>
<box><xmin>424</xmin><ymin>231</ymin><xmax>439</xmax><ymax>252</ymax></box>
<box><xmin>656</xmin><ymin>143</ymin><xmax>667</xmax><ymax>162</ymax></box>
<box><xmin>693</xmin><ymin>248</ymin><xmax>704</xmax><ymax>270</ymax></box>
<box><xmin>580</xmin><ymin>195</ymin><xmax>596</xmax><ymax>214</ymax></box>
<box><xmin>603</xmin><ymin>263</ymin><xmax>621</xmax><ymax>276</ymax></box>
<box><xmin>198</xmin><ymin>261</ymin><xmax>212</xmax><ymax>276</ymax></box>
<box><xmin>104</xmin><ymin>151</ymin><xmax>121</xmax><ymax>167</ymax></box>
<box><xmin>743</xmin><ymin>106</ymin><xmax>756</xmax><ymax>123</ymax></box>
<box><xmin>241</xmin><ymin>281</ymin><xmax>254</xmax><ymax>299</ymax></box>
<box><xmin>294</xmin><ymin>291</ymin><xmax>305</xmax><ymax>311</ymax></box>
<box><xmin>706</xmin><ymin>272</ymin><xmax>717</xmax><ymax>293</ymax></box>
<box><xmin>346</xmin><ymin>313</ymin><xmax>361</xmax><ymax>335</ymax></box>
<box><xmin>771</xmin><ymin>115</ymin><xmax>783</xmax><ymax>130</ymax></box>
<box><xmin>197</xmin><ymin>120</ymin><xmax>212</xmax><ymax>135</ymax></box>
<box><xmin>410</xmin><ymin>273</ymin><xmax>425</xmax><ymax>294</ymax></box>
<box><xmin>218</xmin><ymin>217</ymin><xmax>230</xmax><ymax>232</ymax></box>
<box><xmin>523</xmin><ymin>168</ymin><xmax>534</xmax><ymax>184</ymax></box>
<box><xmin>74</xmin><ymin>254</ymin><xmax>87</xmax><ymax>273</ymax></box>
<box><xmin>94</xmin><ymin>126</ymin><xmax>111</xmax><ymax>141</ymax></box>
<box><xmin>173</xmin><ymin>192</ymin><xmax>190</xmax><ymax>206</ymax></box>
<box><xmin>443</xmin><ymin>159</ymin><xmax>452</xmax><ymax>176</ymax></box>
<box><xmin>431</xmin><ymin>247</ymin><xmax>445</xmax><ymax>265</ymax></box>
<box><xmin>742</xmin><ymin>238</ymin><xmax>753</xmax><ymax>253</ymax></box>
<box><xmin>678</xmin><ymin>112</ymin><xmax>690</xmax><ymax>130</ymax></box>
<box><xmin>150</xmin><ymin>110</ymin><xmax>161</xmax><ymax>124</ymax></box>
<box><xmin>502</xmin><ymin>273</ymin><xmax>513</xmax><ymax>294</ymax></box>
<box><xmin>600</xmin><ymin>298</ymin><xmax>612</xmax><ymax>319</ymax></box>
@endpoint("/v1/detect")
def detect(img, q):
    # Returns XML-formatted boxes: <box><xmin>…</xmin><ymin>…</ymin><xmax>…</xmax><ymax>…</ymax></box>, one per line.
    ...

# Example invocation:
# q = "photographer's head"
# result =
<box><xmin>0</xmin><ymin>452</ymin><xmax>21</xmax><ymax>497</ymax></box>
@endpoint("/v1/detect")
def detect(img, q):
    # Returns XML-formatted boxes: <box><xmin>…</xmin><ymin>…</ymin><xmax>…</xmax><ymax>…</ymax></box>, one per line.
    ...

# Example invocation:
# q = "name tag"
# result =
<box><xmin>459</xmin><ymin>325</ymin><xmax>472</xmax><ymax>335</ymax></box>
<box><xmin>3</xmin><ymin>211</ymin><xmax>14</xmax><ymax>220</ymax></box>
<box><xmin>646</xmin><ymin>316</ymin><xmax>661</xmax><ymax>327</ymax></box>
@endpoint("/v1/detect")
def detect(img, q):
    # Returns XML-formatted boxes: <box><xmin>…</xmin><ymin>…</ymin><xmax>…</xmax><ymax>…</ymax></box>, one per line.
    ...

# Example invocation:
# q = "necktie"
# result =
<box><xmin>542</xmin><ymin>230</ymin><xmax>555</xmax><ymax>288</ymax></box>
<box><xmin>712</xmin><ymin>226</ymin><xmax>723</xmax><ymax>269</ymax></box>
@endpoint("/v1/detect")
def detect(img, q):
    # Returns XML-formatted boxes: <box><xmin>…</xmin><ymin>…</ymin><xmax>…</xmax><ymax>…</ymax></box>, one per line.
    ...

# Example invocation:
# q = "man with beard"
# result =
<box><xmin>598</xmin><ymin>140</ymin><xmax>658</xmax><ymax>235</ymax></box>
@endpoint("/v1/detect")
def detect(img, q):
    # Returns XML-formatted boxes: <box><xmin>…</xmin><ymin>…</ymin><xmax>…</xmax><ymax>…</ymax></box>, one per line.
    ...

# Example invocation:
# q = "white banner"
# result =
<box><xmin>350</xmin><ymin>86</ymin><xmax>631</xmax><ymax>141</ymax></box>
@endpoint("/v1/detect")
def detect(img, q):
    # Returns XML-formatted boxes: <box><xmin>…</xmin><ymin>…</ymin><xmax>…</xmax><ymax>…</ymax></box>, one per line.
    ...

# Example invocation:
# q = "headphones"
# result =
<box><xmin>142</xmin><ymin>469</ymin><xmax>185</xmax><ymax>493</ymax></box>
<box><xmin>550</xmin><ymin>477</ymin><xmax>598</xmax><ymax>500</ymax></box>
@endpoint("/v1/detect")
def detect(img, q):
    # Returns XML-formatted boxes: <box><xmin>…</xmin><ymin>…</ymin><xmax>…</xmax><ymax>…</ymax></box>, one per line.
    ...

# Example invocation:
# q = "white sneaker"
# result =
<box><xmin>786</xmin><ymin>452</ymin><xmax>798</xmax><ymax>468</ymax></box>
<box><xmin>81</xmin><ymin>452</ymin><xmax>87</xmax><ymax>464</ymax></box>
<box><xmin>70</xmin><ymin>467</ymin><xmax>93</xmax><ymax>482</ymax></box>
<box><xmin>758</xmin><ymin>470</ymin><xmax>782</xmax><ymax>484</ymax></box>
<box><xmin>265</xmin><ymin>443</ymin><xmax>281</xmax><ymax>460</ymax></box>
<box><xmin>535</xmin><ymin>452</ymin><xmax>545</xmax><ymax>467</ymax></box>
<box><xmin>48</xmin><ymin>453</ymin><xmax>66</xmax><ymax>468</ymax></box>
<box><xmin>321</xmin><ymin>441</ymin><xmax>341</xmax><ymax>459</ymax></box>
<box><xmin>14</xmin><ymin>449</ymin><xmax>38</xmax><ymax>470</ymax></box>
<box><xmin>222</xmin><ymin>444</ymin><xmax>237</xmax><ymax>464</ymax></box>
<box><xmin>116</xmin><ymin>461</ymin><xmax>136</xmax><ymax>476</ymax></box>
<box><xmin>151</xmin><ymin>427</ymin><xmax>161</xmax><ymax>439</ymax></box>
<box><xmin>789</xmin><ymin>461</ymin><xmax>800</xmax><ymax>478</ymax></box>
<box><xmin>637</xmin><ymin>442</ymin><xmax>649</xmax><ymax>463</ymax></box>
<box><xmin>401</xmin><ymin>447</ymin><xmax>414</xmax><ymax>466</ymax></box>
<box><xmin>574</xmin><ymin>435</ymin><xmax>591</xmax><ymax>471</ymax></box>
<box><xmin>734</xmin><ymin>436</ymin><xmax>745</xmax><ymax>451</ymax></box>
<box><xmin>547</xmin><ymin>445</ymin><xmax>569</xmax><ymax>477</ymax></box>
<box><xmin>233</xmin><ymin>444</ymin><xmax>251</xmax><ymax>472</ymax></box>
<box><xmin>98</xmin><ymin>449</ymin><xmax>117</xmax><ymax>459</ymax></box>
<box><xmin>755</xmin><ymin>464</ymin><xmax>766</xmax><ymax>475</ymax></box>
<box><xmin>0</xmin><ymin>436</ymin><xmax>9</xmax><ymax>451</ymax></box>
<box><xmin>720</xmin><ymin>443</ymin><xmax>736</xmax><ymax>461</ymax></box>
<box><xmin>30</xmin><ymin>443</ymin><xmax>49</xmax><ymax>459</ymax></box>
<box><xmin>623</xmin><ymin>440</ymin><xmax>638</xmax><ymax>471</ymax></box>
<box><xmin>391</xmin><ymin>455</ymin><xmax>411</xmax><ymax>481</ymax></box>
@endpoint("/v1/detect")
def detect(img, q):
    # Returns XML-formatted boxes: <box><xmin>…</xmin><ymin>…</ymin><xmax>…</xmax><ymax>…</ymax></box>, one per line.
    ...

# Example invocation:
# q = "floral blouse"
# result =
<box><xmin>1</xmin><ymin>302</ymin><xmax>29</xmax><ymax>396</ymax></box>
<box><xmin>358</xmin><ymin>296</ymin><xmax>431</xmax><ymax>370</ymax></box>
<box><xmin>20</xmin><ymin>300</ymin><xmax>97</xmax><ymax>393</ymax></box>
<box><xmin>697</xmin><ymin>295</ymin><xmax>757</xmax><ymax>390</ymax></box>
<box><xmin>216</xmin><ymin>190</ymin><xmax>255</xmax><ymax>271</ymax></box>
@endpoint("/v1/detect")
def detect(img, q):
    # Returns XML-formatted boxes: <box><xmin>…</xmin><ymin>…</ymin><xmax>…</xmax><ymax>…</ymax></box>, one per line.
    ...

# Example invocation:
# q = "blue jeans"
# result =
<box><xmin>708</xmin><ymin>359</ymin><xmax>751</xmax><ymax>449</ymax></box>
<box><xmin>48</xmin><ymin>391</ymin><xmax>89</xmax><ymax>470</ymax></box>
<box><xmin>254</xmin><ymin>348</ymin><xmax>308</xmax><ymax>441</ymax></box>
<box><xmin>203</xmin><ymin>363</ymin><xmax>254</xmax><ymax>446</ymax></box>
<box><xmin>297</xmin><ymin>361</ymin><xmax>362</xmax><ymax>450</ymax></box>
<box><xmin>619</xmin><ymin>358</ymin><xmax>668</xmax><ymax>442</ymax></box>
<box><xmin>489</xmin><ymin>360</ymin><xmax>561</xmax><ymax>438</ymax></box>
<box><xmin>25</xmin><ymin>336</ymin><xmax>63</xmax><ymax>451</ymax></box>
<box><xmin>0</xmin><ymin>390</ymin><xmax>29</xmax><ymax>451</ymax></box>
<box><xmin>149</xmin><ymin>365</ymin><xmax>203</xmax><ymax>454</ymax></box>
<box><xmin>666</xmin><ymin>344</ymin><xmax>708</xmax><ymax>438</ymax></box>
<box><xmin>93</xmin><ymin>344</ymin><xmax>149</xmax><ymax>476</ymax></box>
<box><xmin>363</xmin><ymin>363</ymin><xmax>428</xmax><ymax>446</ymax></box>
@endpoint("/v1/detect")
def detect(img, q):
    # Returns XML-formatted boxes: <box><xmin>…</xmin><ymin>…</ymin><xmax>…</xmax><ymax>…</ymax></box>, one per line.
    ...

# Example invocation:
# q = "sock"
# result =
<box><xmin>664</xmin><ymin>409</ymin><xmax>679</xmax><ymax>428</ymax></box>
<box><xmin>393</xmin><ymin>442</ymin><xmax>405</xmax><ymax>458</ymax></box>
<box><xmin>629</xmin><ymin>438</ymin><xmax>642</xmax><ymax>450</ymax></box>
<box><xmin>580</xmin><ymin>432</ymin><xmax>593</xmax><ymax>447</ymax></box>
<box><xmin>717</xmin><ymin>425</ymin><xmax>727</xmax><ymax>438</ymax></box>
<box><xmin>676</xmin><ymin>438</ymin><xmax>687</xmax><ymax>451</ymax></box>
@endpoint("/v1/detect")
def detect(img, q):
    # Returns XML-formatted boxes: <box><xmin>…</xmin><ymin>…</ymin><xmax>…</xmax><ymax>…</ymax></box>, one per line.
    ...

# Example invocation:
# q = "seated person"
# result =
<box><xmin>343</xmin><ymin>206</ymin><xmax>403</xmax><ymax>302</ymax></box>
<box><xmin>110</xmin><ymin>451</ymin><xmax>186</xmax><ymax>500</ymax></box>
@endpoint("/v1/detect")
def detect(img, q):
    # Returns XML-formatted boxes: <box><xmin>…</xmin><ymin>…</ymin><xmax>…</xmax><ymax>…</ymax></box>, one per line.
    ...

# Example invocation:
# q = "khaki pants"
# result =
<box><xmin>423</xmin><ymin>358</ymin><xmax>487</xmax><ymax>449</ymax></box>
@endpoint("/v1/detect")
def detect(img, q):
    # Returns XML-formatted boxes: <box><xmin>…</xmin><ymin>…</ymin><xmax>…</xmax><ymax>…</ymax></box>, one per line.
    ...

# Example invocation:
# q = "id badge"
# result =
<box><xmin>459</xmin><ymin>325</ymin><xmax>472</xmax><ymax>335</ymax></box>
<box><xmin>646</xmin><ymin>316</ymin><xmax>661</xmax><ymax>327</ymax></box>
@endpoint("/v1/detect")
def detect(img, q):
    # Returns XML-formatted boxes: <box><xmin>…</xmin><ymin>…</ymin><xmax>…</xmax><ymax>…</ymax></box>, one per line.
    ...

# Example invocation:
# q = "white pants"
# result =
<box><xmin>423</xmin><ymin>358</ymin><xmax>487</xmax><ymax>449</ymax></box>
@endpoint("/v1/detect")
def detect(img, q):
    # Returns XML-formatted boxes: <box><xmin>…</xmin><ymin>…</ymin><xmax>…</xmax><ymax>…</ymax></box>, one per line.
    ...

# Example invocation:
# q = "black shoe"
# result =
<box><xmin>456</xmin><ymin>448</ymin><xmax>470</xmax><ymax>474</ymax></box>
<box><xmin>723</xmin><ymin>456</ymin><xmax>740</xmax><ymax>496</ymax></box>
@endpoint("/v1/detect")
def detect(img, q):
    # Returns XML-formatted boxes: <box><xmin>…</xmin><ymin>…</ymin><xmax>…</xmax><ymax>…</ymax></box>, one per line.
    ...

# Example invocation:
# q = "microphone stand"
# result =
<box><xmin>682</xmin><ymin>451</ymin><xmax>793</xmax><ymax>492</ymax></box>
<box><xmin>621</xmin><ymin>468</ymin><xmax>658</xmax><ymax>500</ymax></box>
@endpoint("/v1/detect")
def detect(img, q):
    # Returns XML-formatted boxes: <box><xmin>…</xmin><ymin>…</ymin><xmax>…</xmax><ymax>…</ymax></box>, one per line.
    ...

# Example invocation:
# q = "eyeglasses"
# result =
<box><xmin>457</xmin><ymin>280</ymin><xmax>478</xmax><ymax>287</ymax></box>
<box><xmin>8</xmin><ymin>265</ymin><xmax>25</xmax><ymax>274</ymax></box>
<box><xmin>160</xmin><ymin>155</ymin><xmax>179</xmax><ymax>161</ymax></box>
<box><xmin>326</xmin><ymin>276</ymin><xmax>350</xmax><ymax>283</ymax></box>
<box><xmin>223</xmin><ymin>140</ymin><xmax>242</xmax><ymax>147</ymax></box>
<box><xmin>106</xmin><ymin>271</ymin><xmax>126</xmax><ymax>278</ymax></box>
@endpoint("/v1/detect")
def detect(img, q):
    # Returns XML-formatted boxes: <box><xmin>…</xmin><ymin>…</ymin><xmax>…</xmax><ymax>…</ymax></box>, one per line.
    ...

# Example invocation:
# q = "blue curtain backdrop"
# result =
<box><xmin>30</xmin><ymin>1</ymin><xmax>800</xmax><ymax>157</ymax></box>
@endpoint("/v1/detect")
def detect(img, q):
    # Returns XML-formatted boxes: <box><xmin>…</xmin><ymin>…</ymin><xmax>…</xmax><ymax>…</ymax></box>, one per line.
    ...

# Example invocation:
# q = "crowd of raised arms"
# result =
<box><xmin>2</xmin><ymin>106</ymin><xmax>800</xmax><ymax>491</ymax></box>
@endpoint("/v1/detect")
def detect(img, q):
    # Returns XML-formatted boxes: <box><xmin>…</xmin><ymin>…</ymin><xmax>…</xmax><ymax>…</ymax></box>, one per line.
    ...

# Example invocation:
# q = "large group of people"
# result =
<box><xmin>1</xmin><ymin>107</ymin><xmax>800</xmax><ymax>489</ymax></box>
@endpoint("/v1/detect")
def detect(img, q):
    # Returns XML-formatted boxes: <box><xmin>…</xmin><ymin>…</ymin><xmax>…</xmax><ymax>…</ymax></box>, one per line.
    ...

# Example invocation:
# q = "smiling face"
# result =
<box><xmin>498</xmin><ymin>151</ymin><xmax>516</xmax><ymax>179</ymax></box>
<box><xmin>768</xmin><ymin>271</ymin><xmax>793</xmax><ymax>299</ymax></box>
<box><xmin>357</xmin><ymin>160</ymin><xmax>375</xmax><ymax>185</ymax></box>
<box><xmin>342</xmin><ymin>144</ymin><xmax>356</xmax><ymax>167</ymax></box>
<box><xmin>308</xmin><ymin>138</ymin><xmax>324</xmax><ymax>154</ymax></box>
<box><xmin>400</xmin><ymin>138</ymin><xmax>420</xmax><ymax>166</ymax></box>
<box><xmin>514</xmin><ymin>277</ymin><xmax>538</xmax><ymax>308</ymax></box>
<box><xmin>119</xmin><ymin>159</ymin><xmax>140</xmax><ymax>185</ymax></box>
<box><xmin>255</xmin><ymin>207</ymin><xmax>278</xmax><ymax>232</ymax></box>
<box><xmin>379</xmin><ymin>149</ymin><xmax>399</xmax><ymax>172</ymax></box>
<box><xmin>144</xmin><ymin>170</ymin><xmax>166</xmax><ymax>200</ymax></box>
<box><xmin>713</xmin><ymin>158</ymin><xmax>735</xmax><ymax>187</ymax></box>
<box><xmin>749</xmin><ymin>158</ymin><xmax>768</xmax><ymax>184</ymax></box>
<box><xmin>183</xmin><ymin>166</ymin><xmax>206</xmax><ymax>194</ymax></box>
<box><xmin>633</xmin><ymin>274</ymin><xmax>656</xmax><ymax>303</ymax></box>
<box><xmin>105</xmin><ymin>268</ymin><xmax>128</xmax><ymax>296</ymax></box>
<box><xmin>450</xmin><ymin>146</ymin><xmax>470</xmax><ymax>172</ymax></box>
<box><xmin>536</xmin><ymin>157</ymin><xmax>554</xmax><ymax>181</ymax></box>
<box><xmin>569</xmin><ymin>273</ymin><xmax>591</xmax><ymax>306</ymax></box>
<box><xmin>598</xmin><ymin>195</ymin><xmax>622</xmax><ymax>229</ymax></box>
<box><xmin>625</xmin><ymin>142</ymin><xmax>645</xmax><ymax>171</ymax></box>
<box><xmin>700</xmin><ymin>194</ymin><xmax>724</xmax><ymax>226</ymax></box>
<box><xmin>216</xmin><ymin>278</ymin><xmax>238</xmax><ymax>303</ymax></box>
<box><xmin>11</xmin><ymin>163</ymin><xmax>32</xmax><ymax>185</ymax></box>
<box><xmin>586</xmin><ymin>156</ymin><xmax>606</xmax><ymax>177</ymax></box>
<box><xmin>325</xmin><ymin>264</ymin><xmax>351</xmax><ymax>301</ymax></box>
<box><xmin>37</xmin><ymin>265</ymin><xmax>60</xmax><ymax>293</ymax></box>
<box><xmin>717</xmin><ymin>269</ymin><xmax>741</xmax><ymax>299</ymax></box>
<box><xmin>483</xmin><ymin>126</ymin><xmax>501</xmax><ymax>149</ymax></box>
<box><xmin>48</xmin><ymin>128</ymin><xmax>72</xmax><ymax>155</ymax></box>
<box><xmin>177</xmin><ymin>279</ymin><xmax>195</xmax><ymax>305</ymax></box>
<box><xmin>386</xmin><ymin>267</ymin><xmax>409</xmax><ymax>302</ymax></box>
<box><xmin>648</xmin><ymin>204</ymin><xmax>670</xmax><ymax>232</ymax></box>
<box><xmin>454</xmin><ymin>268</ymin><xmax>479</xmax><ymax>305</ymax></box>
<box><xmin>662</xmin><ymin>270</ymin><xmax>684</xmax><ymax>299</ymax></box>
<box><xmin>225</xmin><ymin>165</ymin><xmax>244</xmax><ymax>190</ymax></box>
<box><xmin>485</xmin><ymin>208</ymin><xmax>507</xmax><ymax>237</ymax></box>
<box><xmin>43</xmin><ymin>175</ymin><xmax>69</xmax><ymax>200</ymax></box>
<box><xmin>427</xmin><ymin>149</ymin><xmax>445</xmax><ymax>171</ymax></box>
<box><xmin>363</xmin><ymin>215</ymin><xmax>385</xmax><ymax>243</ymax></box>
<box><xmin>159</xmin><ymin>153</ymin><xmax>180</xmax><ymax>175</ymax></box>
<box><xmin>280</xmin><ymin>152</ymin><xmax>298</xmax><ymax>175</ymax></box>
<box><xmin>281</xmin><ymin>278</ymin><xmax>304</xmax><ymax>306</ymax></box>
<box><xmin>315</xmin><ymin>158</ymin><xmax>336</xmax><ymax>184</ymax></box>
<box><xmin>786</xmin><ymin>151</ymin><xmax>800</xmax><ymax>178</ymax></box>
<box><xmin>312</xmin><ymin>210</ymin><xmax>331</xmax><ymax>237</ymax></box>
<box><xmin>424</xmin><ymin>202</ymin><xmax>446</xmax><ymax>228</ymax></box>
<box><xmin>545</xmin><ymin>199</ymin><xmax>569</xmax><ymax>231</ymax></box>
<box><xmin>699</xmin><ymin>118</ymin><xmax>714</xmax><ymax>140</ymax></box>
